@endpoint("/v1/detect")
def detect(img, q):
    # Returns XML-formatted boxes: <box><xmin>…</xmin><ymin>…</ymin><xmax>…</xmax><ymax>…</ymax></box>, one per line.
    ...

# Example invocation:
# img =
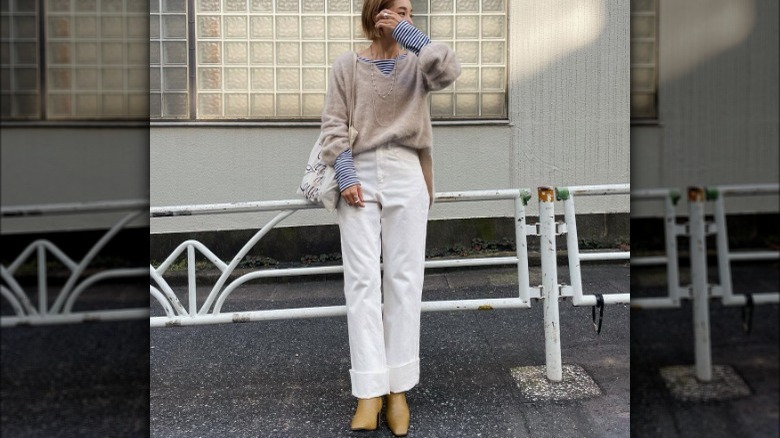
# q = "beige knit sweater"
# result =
<box><xmin>320</xmin><ymin>43</ymin><xmax>461</xmax><ymax>201</ymax></box>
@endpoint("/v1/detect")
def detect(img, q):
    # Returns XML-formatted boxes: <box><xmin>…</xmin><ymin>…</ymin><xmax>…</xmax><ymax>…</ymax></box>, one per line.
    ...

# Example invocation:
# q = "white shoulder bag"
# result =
<box><xmin>297</xmin><ymin>54</ymin><xmax>358</xmax><ymax>212</ymax></box>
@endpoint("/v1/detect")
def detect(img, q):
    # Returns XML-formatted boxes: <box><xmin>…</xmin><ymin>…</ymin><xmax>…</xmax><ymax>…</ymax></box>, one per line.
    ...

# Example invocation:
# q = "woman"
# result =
<box><xmin>320</xmin><ymin>0</ymin><xmax>460</xmax><ymax>435</ymax></box>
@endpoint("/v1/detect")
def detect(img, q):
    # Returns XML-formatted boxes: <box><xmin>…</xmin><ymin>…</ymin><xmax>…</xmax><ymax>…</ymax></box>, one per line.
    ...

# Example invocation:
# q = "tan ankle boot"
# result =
<box><xmin>350</xmin><ymin>397</ymin><xmax>383</xmax><ymax>431</ymax></box>
<box><xmin>385</xmin><ymin>392</ymin><xmax>410</xmax><ymax>437</ymax></box>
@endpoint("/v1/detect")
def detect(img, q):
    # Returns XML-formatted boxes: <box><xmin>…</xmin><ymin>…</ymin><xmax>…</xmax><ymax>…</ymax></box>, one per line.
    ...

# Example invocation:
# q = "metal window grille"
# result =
<box><xmin>630</xmin><ymin>0</ymin><xmax>657</xmax><ymax>119</ymax></box>
<box><xmin>151</xmin><ymin>0</ymin><xmax>508</xmax><ymax>120</ymax></box>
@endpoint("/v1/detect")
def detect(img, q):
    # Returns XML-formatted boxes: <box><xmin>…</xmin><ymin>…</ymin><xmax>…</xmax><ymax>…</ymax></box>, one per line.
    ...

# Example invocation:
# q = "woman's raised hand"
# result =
<box><xmin>374</xmin><ymin>9</ymin><xmax>402</xmax><ymax>33</ymax></box>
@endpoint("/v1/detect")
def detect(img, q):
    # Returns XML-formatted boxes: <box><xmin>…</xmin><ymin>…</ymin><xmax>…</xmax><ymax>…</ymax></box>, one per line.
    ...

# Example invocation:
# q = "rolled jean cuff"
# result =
<box><xmin>388</xmin><ymin>358</ymin><xmax>420</xmax><ymax>394</ymax></box>
<box><xmin>350</xmin><ymin>369</ymin><xmax>390</xmax><ymax>399</ymax></box>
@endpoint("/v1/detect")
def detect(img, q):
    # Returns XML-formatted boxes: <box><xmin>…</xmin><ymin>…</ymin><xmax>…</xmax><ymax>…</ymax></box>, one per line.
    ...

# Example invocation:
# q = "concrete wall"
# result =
<box><xmin>1</xmin><ymin>126</ymin><xmax>149</xmax><ymax>234</ymax></box>
<box><xmin>150</xmin><ymin>0</ymin><xmax>630</xmax><ymax>234</ymax></box>
<box><xmin>0</xmin><ymin>1</ymin><xmax>630</xmax><ymax>236</ymax></box>
<box><xmin>631</xmin><ymin>0</ymin><xmax>779</xmax><ymax>217</ymax></box>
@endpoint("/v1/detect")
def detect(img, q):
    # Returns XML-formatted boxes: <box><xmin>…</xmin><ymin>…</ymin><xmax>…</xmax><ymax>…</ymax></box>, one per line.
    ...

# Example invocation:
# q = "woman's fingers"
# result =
<box><xmin>356</xmin><ymin>185</ymin><xmax>365</xmax><ymax>207</ymax></box>
<box><xmin>375</xmin><ymin>9</ymin><xmax>393</xmax><ymax>22</ymax></box>
<box><xmin>341</xmin><ymin>185</ymin><xmax>364</xmax><ymax>208</ymax></box>
<box><xmin>375</xmin><ymin>9</ymin><xmax>399</xmax><ymax>30</ymax></box>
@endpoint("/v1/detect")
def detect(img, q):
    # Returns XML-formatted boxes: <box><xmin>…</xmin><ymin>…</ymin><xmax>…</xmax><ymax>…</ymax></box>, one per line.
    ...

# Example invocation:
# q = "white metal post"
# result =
<box><xmin>664</xmin><ymin>190</ymin><xmax>682</xmax><ymax>305</ymax></box>
<box><xmin>562</xmin><ymin>195</ymin><xmax>583</xmax><ymax>305</ymax></box>
<box><xmin>539</xmin><ymin>186</ymin><xmax>562</xmax><ymax>382</ymax></box>
<box><xmin>688</xmin><ymin>187</ymin><xmax>712</xmax><ymax>382</ymax></box>
<box><xmin>712</xmin><ymin>190</ymin><xmax>734</xmax><ymax>301</ymax></box>
<box><xmin>515</xmin><ymin>191</ymin><xmax>531</xmax><ymax>303</ymax></box>
<box><xmin>37</xmin><ymin>244</ymin><xmax>47</xmax><ymax>315</ymax></box>
<box><xmin>188</xmin><ymin>244</ymin><xmax>197</xmax><ymax>315</ymax></box>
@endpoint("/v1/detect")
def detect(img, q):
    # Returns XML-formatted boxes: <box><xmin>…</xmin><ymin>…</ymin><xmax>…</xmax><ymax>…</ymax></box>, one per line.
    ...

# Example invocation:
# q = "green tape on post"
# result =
<box><xmin>555</xmin><ymin>187</ymin><xmax>570</xmax><ymax>201</ymax></box>
<box><xmin>705</xmin><ymin>187</ymin><xmax>719</xmax><ymax>201</ymax></box>
<box><xmin>670</xmin><ymin>189</ymin><xmax>681</xmax><ymax>205</ymax></box>
<box><xmin>520</xmin><ymin>189</ymin><xmax>532</xmax><ymax>206</ymax></box>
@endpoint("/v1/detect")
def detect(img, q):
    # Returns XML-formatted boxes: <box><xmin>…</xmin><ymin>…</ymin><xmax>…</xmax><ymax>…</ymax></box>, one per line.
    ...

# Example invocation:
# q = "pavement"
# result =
<box><xmin>148</xmin><ymin>263</ymin><xmax>631</xmax><ymax>438</ymax></box>
<box><xmin>2</xmin><ymin>261</ymin><xmax>775</xmax><ymax>437</ymax></box>
<box><xmin>1</xmin><ymin>282</ymin><xmax>149</xmax><ymax>437</ymax></box>
<box><xmin>630</xmin><ymin>261</ymin><xmax>779</xmax><ymax>438</ymax></box>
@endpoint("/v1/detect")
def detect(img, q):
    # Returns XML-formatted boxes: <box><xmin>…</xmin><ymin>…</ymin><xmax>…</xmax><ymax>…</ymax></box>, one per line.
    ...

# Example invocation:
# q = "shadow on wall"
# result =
<box><xmin>632</xmin><ymin>0</ymin><xmax>778</xmax><ymax>193</ymax></box>
<box><xmin>511</xmin><ymin>0</ymin><xmax>607</xmax><ymax>82</ymax></box>
<box><xmin>502</xmin><ymin>0</ymin><xmax>629</xmax><ymax>216</ymax></box>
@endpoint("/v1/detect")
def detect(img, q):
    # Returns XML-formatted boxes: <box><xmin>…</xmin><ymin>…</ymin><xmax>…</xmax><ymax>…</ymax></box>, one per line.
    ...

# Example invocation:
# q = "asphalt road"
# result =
<box><xmin>149</xmin><ymin>264</ymin><xmax>631</xmax><ymax>438</ymax></box>
<box><xmin>3</xmin><ymin>262</ymin><xmax>774</xmax><ymax>437</ymax></box>
<box><xmin>1</xmin><ymin>279</ymin><xmax>149</xmax><ymax>437</ymax></box>
<box><xmin>630</xmin><ymin>262</ymin><xmax>779</xmax><ymax>438</ymax></box>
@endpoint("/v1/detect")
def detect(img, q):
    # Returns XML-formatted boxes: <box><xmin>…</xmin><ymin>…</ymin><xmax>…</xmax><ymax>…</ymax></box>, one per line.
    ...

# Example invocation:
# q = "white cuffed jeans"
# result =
<box><xmin>337</xmin><ymin>144</ymin><xmax>429</xmax><ymax>399</ymax></box>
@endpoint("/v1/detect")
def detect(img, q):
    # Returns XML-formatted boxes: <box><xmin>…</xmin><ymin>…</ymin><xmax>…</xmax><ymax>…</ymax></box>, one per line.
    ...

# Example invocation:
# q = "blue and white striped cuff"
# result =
<box><xmin>392</xmin><ymin>20</ymin><xmax>430</xmax><ymax>56</ymax></box>
<box><xmin>334</xmin><ymin>149</ymin><xmax>360</xmax><ymax>191</ymax></box>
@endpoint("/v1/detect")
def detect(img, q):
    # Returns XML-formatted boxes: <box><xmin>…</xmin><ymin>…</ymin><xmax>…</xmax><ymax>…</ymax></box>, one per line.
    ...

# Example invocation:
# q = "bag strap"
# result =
<box><xmin>348</xmin><ymin>53</ymin><xmax>357</xmax><ymax>131</ymax></box>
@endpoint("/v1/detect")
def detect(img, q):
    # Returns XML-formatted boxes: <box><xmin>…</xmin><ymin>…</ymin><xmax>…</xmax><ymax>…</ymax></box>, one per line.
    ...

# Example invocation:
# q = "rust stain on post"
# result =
<box><xmin>688</xmin><ymin>187</ymin><xmax>705</xmax><ymax>202</ymax></box>
<box><xmin>538</xmin><ymin>186</ymin><xmax>555</xmax><ymax>202</ymax></box>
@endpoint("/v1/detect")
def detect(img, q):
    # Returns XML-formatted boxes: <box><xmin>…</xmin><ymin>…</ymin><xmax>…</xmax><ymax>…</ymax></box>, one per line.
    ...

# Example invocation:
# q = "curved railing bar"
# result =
<box><xmin>149</xmin><ymin>266</ymin><xmax>189</xmax><ymax>316</ymax></box>
<box><xmin>203</xmin><ymin>191</ymin><xmax>529</xmax><ymax>315</ymax></box>
<box><xmin>150</xmin><ymin>285</ymin><xmax>176</xmax><ymax>318</ymax></box>
<box><xmin>0</xmin><ymin>266</ymin><xmax>38</xmax><ymax>315</ymax></box>
<box><xmin>62</xmin><ymin>268</ymin><xmax>149</xmax><ymax>313</ymax></box>
<box><xmin>211</xmin><ymin>255</ymin><xmax>531</xmax><ymax>314</ymax></box>
<box><xmin>6</xmin><ymin>240</ymin><xmax>80</xmax><ymax>274</ymax></box>
<box><xmin>1</xmin><ymin>285</ymin><xmax>26</xmax><ymax>316</ymax></box>
<box><xmin>554</xmin><ymin>184</ymin><xmax>631</xmax><ymax>307</ymax></box>
<box><xmin>213</xmin><ymin>265</ymin><xmax>345</xmax><ymax>313</ymax></box>
<box><xmin>3</xmin><ymin>200</ymin><xmax>150</xmax><ymax>326</ymax></box>
<box><xmin>5</xmin><ymin>241</ymin><xmax>41</xmax><ymax>274</ymax></box>
<box><xmin>50</xmin><ymin>210</ymin><xmax>145</xmax><ymax>314</ymax></box>
<box><xmin>198</xmin><ymin>210</ymin><xmax>296</xmax><ymax>315</ymax></box>
<box><xmin>154</xmin><ymin>239</ymin><xmax>229</xmax><ymax>275</ymax></box>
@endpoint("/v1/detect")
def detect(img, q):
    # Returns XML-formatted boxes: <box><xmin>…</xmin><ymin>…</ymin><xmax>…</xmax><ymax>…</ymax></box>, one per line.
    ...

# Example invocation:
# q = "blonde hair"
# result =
<box><xmin>361</xmin><ymin>0</ymin><xmax>397</xmax><ymax>40</ymax></box>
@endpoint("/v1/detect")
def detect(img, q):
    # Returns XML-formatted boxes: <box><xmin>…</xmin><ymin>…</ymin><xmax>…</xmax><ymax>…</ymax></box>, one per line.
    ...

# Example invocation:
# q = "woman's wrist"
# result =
<box><xmin>392</xmin><ymin>20</ymin><xmax>430</xmax><ymax>55</ymax></box>
<box><xmin>335</xmin><ymin>149</ymin><xmax>360</xmax><ymax>192</ymax></box>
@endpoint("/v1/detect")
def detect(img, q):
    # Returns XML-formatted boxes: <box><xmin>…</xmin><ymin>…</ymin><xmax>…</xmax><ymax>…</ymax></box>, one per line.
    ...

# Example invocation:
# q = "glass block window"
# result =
<box><xmin>151</xmin><ymin>0</ymin><xmax>508</xmax><ymax>120</ymax></box>
<box><xmin>151</xmin><ymin>0</ymin><xmax>189</xmax><ymax>118</ymax></box>
<box><xmin>1</xmin><ymin>0</ymin><xmax>149</xmax><ymax>121</ymax></box>
<box><xmin>0</xmin><ymin>0</ymin><xmax>40</xmax><ymax>119</ymax></box>
<box><xmin>193</xmin><ymin>0</ymin><xmax>340</xmax><ymax>118</ymax></box>
<box><xmin>420</xmin><ymin>0</ymin><xmax>507</xmax><ymax>118</ymax></box>
<box><xmin>630</xmin><ymin>0</ymin><xmax>657</xmax><ymax>119</ymax></box>
<box><xmin>45</xmin><ymin>0</ymin><xmax>149</xmax><ymax>119</ymax></box>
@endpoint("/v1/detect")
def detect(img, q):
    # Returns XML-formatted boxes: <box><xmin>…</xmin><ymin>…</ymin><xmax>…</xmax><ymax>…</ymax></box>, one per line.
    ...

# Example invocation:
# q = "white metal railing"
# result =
<box><xmin>630</xmin><ymin>183</ymin><xmax>779</xmax><ymax>382</ymax></box>
<box><xmin>150</xmin><ymin>189</ymin><xmax>536</xmax><ymax>326</ymax></box>
<box><xmin>150</xmin><ymin>185</ymin><xmax>630</xmax><ymax>382</ymax></box>
<box><xmin>556</xmin><ymin>184</ymin><xmax>631</xmax><ymax>306</ymax></box>
<box><xmin>1</xmin><ymin>200</ymin><xmax>150</xmax><ymax>327</ymax></box>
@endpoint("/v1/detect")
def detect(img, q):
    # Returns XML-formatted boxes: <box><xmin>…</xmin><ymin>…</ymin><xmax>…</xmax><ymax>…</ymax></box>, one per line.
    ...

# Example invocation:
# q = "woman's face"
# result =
<box><xmin>388</xmin><ymin>0</ymin><xmax>414</xmax><ymax>26</ymax></box>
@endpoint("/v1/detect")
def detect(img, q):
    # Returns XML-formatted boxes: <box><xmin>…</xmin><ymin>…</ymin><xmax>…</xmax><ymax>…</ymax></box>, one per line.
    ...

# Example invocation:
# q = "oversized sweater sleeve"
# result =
<box><xmin>417</xmin><ymin>42</ymin><xmax>461</xmax><ymax>92</ymax></box>
<box><xmin>320</xmin><ymin>54</ymin><xmax>353</xmax><ymax>167</ymax></box>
